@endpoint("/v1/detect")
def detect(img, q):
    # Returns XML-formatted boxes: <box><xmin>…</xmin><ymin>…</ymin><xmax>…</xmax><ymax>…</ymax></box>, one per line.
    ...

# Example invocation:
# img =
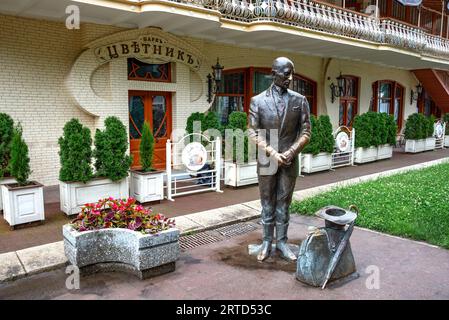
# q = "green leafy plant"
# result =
<box><xmin>94</xmin><ymin>116</ymin><xmax>132</xmax><ymax>181</ymax></box>
<box><xmin>0</xmin><ymin>113</ymin><xmax>14</xmax><ymax>178</ymax></box>
<box><xmin>139</xmin><ymin>122</ymin><xmax>155</xmax><ymax>172</ymax></box>
<box><xmin>404</xmin><ymin>113</ymin><xmax>427</xmax><ymax>140</ymax></box>
<box><xmin>302</xmin><ymin>115</ymin><xmax>320</xmax><ymax>155</ymax></box>
<box><xmin>318</xmin><ymin>115</ymin><xmax>335</xmax><ymax>154</ymax></box>
<box><xmin>58</xmin><ymin>119</ymin><xmax>93</xmax><ymax>183</ymax></box>
<box><xmin>9</xmin><ymin>124</ymin><xmax>31</xmax><ymax>186</ymax></box>
<box><xmin>353</xmin><ymin>112</ymin><xmax>374</xmax><ymax>148</ymax></box>
<box><xmin>386</xmin><ymin>114</ymin><xmax>398</xmax><ymax>146</ymax></box>
<box><xmin>226</xmin><ymin>111</ymin><xmax>249</xmax><ymax>163</ymax></box>
<box><xmin>426</xmin><ymin>115</ymin><xmax>436</xmax><ymax>138</ymax></box>
<box><xmin>185</xmin><ymin>112</ymin><xmax>205</xmax><ymax>143</ymax></box>
<box><xmin>71</xmin><ymin>197</ymin><xmax>175</xmax><ymax>234</ymax></box>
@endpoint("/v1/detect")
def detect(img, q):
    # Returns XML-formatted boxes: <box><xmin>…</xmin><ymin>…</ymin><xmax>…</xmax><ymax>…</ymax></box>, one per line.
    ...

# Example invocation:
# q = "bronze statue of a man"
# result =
<box><xmin>248</xmin><ymin>57</ymin><xmax>311</xmax><ymax>262</ymax></box>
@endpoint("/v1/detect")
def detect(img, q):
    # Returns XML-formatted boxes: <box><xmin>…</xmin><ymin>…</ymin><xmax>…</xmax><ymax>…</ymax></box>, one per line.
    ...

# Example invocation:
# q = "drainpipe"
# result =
<box><xmin>376</xmin><ymin>0</ymin><xmax>379</xmax><ymax>19</ymax></box>
<box><xmin>418</xmin><ymin>6</ymin><xmax>421</xmax><ymax>27</ymax></box>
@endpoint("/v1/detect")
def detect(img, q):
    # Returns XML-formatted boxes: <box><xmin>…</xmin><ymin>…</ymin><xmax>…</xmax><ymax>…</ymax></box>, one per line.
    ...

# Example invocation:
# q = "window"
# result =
<box><xmin>392</xmin><ymin>1</ymin><xmax>406</xmax><ymax>21</ymax></box>
<box><xmin>339</xmin><ymin>76</ymin><xmax>359</xmax><ymax>127</ymax></box>
<box><xmin>372</xmin><ymin>80</ymin><xmax>404</xmax><ymax>129</ymax></box>
<box><xmin>211</xmin><ymin>67</ymin><xmax>317</xmax><ymax>125</ymax></box>
<box><xmin>127</xmin><ymin>58</ymin><xmax>171</xmax><ymax>82</ymax></box>
<box><xmin>418</xmin><ymin>90</ymin><xmax>442</xmax><ymax>118</ymax></box>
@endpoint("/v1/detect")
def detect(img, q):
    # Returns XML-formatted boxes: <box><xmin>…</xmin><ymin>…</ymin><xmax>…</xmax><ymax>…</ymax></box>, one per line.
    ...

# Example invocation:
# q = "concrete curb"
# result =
<box><xmin>1</xmin><ymin>156</ymin><xmax>448</xmax><ymax>284</ymax></box>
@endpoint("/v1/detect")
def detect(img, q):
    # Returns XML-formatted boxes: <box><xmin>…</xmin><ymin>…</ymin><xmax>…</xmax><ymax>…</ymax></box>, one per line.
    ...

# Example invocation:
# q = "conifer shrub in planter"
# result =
<box><xmin>301</xmin><ymin>115</ymin><xmax>334</xmax><ymax>173</ymax></box>
<box><xmin>353</xmin><ymin>112</ymin><xmax>379</xmax><ymax>163</ymax></box>
<box><xmin>377</xmin><ymin>113</ymin><xmax>397</xmax><ymax>160</ymax></box>
<box><xmin>63</xmin><ymin>197</ymin><xmax>179</xmax><ymax>279</ymax></box>
<box><xmin>0</xmin><ymin>113</ymin><xmax>16</xmax><ymax>212</ymax></box>
<box><xmin>1</xmin><ymin>124</ymin><xmax>44</xmax><ymax>228</ymax></box>
<box><xmin>59</xmin><ymin>117</ymin><xmax>130</xmax><ymax>216</ymax></box>
<box><xmin>404</xmin><ymin>113</ymin><xmax>429</xmax><ymax>153</ymax></box>
<box><xmin>424</xmin><ymin>115</ymin><xmax>436</xmax><ymax>151</ymax></box>
<box><xmin>444</xmin><ymin>113</ymin><xmax>449</xmax><ymax>147</ymax></box>
<box><xmin>130</xmin><ymin>122</ymin><xmax>164</xmax><ymax>203</ymax></box>
<box><xmin>224</xmin><ymin>112</ymin><xmax>257</xmax><ymax>187</ymax></box>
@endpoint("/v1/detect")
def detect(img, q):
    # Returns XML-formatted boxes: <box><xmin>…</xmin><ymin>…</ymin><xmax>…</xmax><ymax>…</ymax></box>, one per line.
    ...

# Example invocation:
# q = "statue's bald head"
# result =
<box><xmin>272</xmin><ymin>57</ymin><xmax>294</xmax><ymax>73</ymax></box>
<box><xmin>271</xmin><ymin>57</ymin><xmax>294</xmax><ymax>91</ymax></box>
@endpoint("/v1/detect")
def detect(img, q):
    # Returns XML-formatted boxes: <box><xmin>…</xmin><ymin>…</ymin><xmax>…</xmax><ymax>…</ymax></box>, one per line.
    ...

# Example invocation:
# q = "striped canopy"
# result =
<box><xmin>395</xmin><ymin>0</ymin><xmax>422</xmax><ymax>6</ymax></box>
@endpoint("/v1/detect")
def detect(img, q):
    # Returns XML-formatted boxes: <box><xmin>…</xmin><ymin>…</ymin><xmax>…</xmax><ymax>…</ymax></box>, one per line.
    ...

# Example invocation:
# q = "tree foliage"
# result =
<box><xmin>0</xmin><ymin>113</ymin><xmax>14</xmax><ymax>178</ymax></box>
<box><xmin>9</xmin><ymin>124</ymin><xmax>31</xmax><ymax>185</ymax></box>
<box><xmin>94</xmin><ymin>116</ymin><xmax>132</xmax><ymax>181</ymax></box>
<box><xmin>58</xmin><ymin>118</ymin><xmax>93</xmax><ymax>183</ymax></box>
<box><xmin>139</xmin><ymin>122</ymin><xmax>154</xmax><ymax>172</ymax></box>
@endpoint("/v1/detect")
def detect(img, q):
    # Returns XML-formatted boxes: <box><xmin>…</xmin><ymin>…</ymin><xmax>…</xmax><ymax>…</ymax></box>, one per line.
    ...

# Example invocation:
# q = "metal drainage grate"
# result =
<box><xmin>215</xmin><ymin>222</ymin><xmax>258</xmax><ymax>238</ymax></box>
<box><xmin>179</xmin><ymin>232</ymin><xmax>224</xmax><ymax>251</ymax></box>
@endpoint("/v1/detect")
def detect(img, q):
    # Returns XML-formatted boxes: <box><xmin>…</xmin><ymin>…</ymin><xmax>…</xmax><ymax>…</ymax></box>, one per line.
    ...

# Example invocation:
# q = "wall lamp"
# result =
<box><xmin>207</xmin><ymin>58</ymin><xmax>224</xmax><ymax>103</ymax></box>
<box><xmin>329</xmin><ymin>73</ymin><xmax>345</xmax><ymax>103</ymax></box>
<box><xmin>410</xmin><ymin>83</ymin><xmax>423</xmax><ymax>105</ymax></box>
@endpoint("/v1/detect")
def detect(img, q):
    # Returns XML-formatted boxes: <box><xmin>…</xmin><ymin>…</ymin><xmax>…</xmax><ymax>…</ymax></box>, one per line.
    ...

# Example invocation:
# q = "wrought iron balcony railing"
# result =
<box><xmin>133</xmin><ymin>0</ymin><xmax>449</xmax><ymax>59</ymax></box>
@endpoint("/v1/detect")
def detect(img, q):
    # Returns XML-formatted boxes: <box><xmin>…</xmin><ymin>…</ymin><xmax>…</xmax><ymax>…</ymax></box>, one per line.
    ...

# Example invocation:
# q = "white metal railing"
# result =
<box><xmin>435</xmin><ymin>121</ymin><xmax>446</xmax><ymax>150</ymax></box>
<box><xmin>152</xmin><ymin>0</ymin><xmax>449</xmax><ymax>59</ymax></box>
<box><xmin>166</xmin><ymin>134</ymin><xmax>222</xmax><ymax>201</ymax></box>
<box><xmin>331</xmin><ymin>126</ymin><xmax>355</xmax><ymax>169</ymax></box>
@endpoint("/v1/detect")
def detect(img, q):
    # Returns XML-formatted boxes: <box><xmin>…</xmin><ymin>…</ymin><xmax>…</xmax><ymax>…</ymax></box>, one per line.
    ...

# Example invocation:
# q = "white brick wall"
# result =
<box><xmin>0</xmin><ymin>14</ymin><xmax>420</xmax><ymax>186</ymax></box>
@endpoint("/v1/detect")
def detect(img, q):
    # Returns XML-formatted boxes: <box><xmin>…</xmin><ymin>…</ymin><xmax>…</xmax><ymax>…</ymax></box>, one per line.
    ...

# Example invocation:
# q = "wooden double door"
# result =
<box><xmin>129</xmin><ymin>91</ymin><xmax>172</xmax><ymax>169</ymax></box>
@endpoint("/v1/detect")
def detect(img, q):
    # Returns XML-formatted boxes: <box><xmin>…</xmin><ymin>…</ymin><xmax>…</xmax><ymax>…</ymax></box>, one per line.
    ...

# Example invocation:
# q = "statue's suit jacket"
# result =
<box><xmin>248</xmin><ymin>84</ymin><xmax>311</xmax><ymax>178</ymax></box>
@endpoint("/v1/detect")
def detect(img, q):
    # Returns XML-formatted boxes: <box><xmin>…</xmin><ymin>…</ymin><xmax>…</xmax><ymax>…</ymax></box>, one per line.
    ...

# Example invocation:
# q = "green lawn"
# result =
<box><xmin>290</xmin><ymin>162</ymin><xmax>449</xmax><ymax>248</ymax></box>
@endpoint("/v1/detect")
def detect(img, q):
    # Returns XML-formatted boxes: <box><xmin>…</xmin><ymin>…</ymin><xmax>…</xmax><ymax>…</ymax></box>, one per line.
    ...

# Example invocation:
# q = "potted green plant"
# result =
<box><xmin>223</xmin><ymin>111</ymin><xmax>258</xmax><ymax>187</ymax></box>
<box><xmin>404</xmin><ymin>113</ymin><xmax>428</xmax><ymax>153</ymax></box>
<box><xmin>443</xmin><ymin>113</ymin><xmax>449</xmax><ymax>147</ymax></box>
<box><xmin>377</xmin><ymin>113</ymin><xmax>397</xmax><ymax>160</ymax></box>
<box><xmin>301</xmin><ymin>115</ymin><xmax>334</xmax><ymax>173</ymax></box>
<box><xmin>353</xmin><ymin>112</ymin><xmax>379</xmax><ymax>163</ymax></box>
<box><xmin>1</xmin><ymin>124</ymin><xmax>44</xmax><ymax>228</ymax></box>
<box><xmin>0</xmin><ymin>113</ymin><xmax>16</xmax><ymax>212</ymax></box>
<box><xmin>424</xmin><ymin>115</ymin><xmax>436</xmax><ymax>151</ymax></box>
<box><xmin>63</xmin><ymin>197</ymin><xmax>179</xmax><ymax>279</ymax></box>
<box><xmin>130</xmin><ymin>122</ymin><xmax>165</xmax><ymax>203</ymax></box>
<box><xmin>59</xmin><ymin>117</ymin><xmax>131</xmax><ymax>216</ymax></box>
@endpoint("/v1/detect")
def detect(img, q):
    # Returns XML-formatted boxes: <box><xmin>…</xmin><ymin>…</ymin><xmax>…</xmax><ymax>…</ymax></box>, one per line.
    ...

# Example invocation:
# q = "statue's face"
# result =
<box><xmin>272</xmin><ymin>62</ymin><xmax>293</xmax><ymax>90</ymax></box>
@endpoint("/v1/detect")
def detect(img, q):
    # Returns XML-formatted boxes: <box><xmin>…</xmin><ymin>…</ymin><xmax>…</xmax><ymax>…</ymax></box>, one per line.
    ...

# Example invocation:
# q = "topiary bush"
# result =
<box><xmin>318</xmin><ymin>115</ymin><xmax>335</xmax><ymax>154</ymax></box>
<box><xmin>377</xmin><ymin>112</ymin><xmax>388</xmax><ymax>145</ymax></box>
<box><xmin>353</xmin><ymin>112</ymin><xmax>373</xmax><ymax>148</ymax></box>
<box><xmin>58</xmin><ymin>119</ymin><xmax>93</xmax><ymax>183</ymax></box>
<box><xmin>94</xmin><ymin>116</ymin><xmax>132</xmax><ymax>181</ymax></box>
<box><xmin>185</xmin><ymin>112</ymin><xmax>205</xmax><ymax>143</ymax></box>
<box><xmin>302</xmin><ymin>115</ymin><xmax>320</xmax><ymax>155</ymax></box>
<box><xmin>0</xmin><ymin>113</ymin><xmax>14</xmax><ymax>178</ymax></box>
<box><xmin>426</xmin><ymin>115</ymin><xmax>436</xmax><ymax>138</ymax></box>
<box><xmin>139</xmin><ymin>121</ymin><xmax>154</xmax><ymax>172</ymax></box>
<box><xmin>404</xmin><ymin>113</ymin><xmax>427</xmax><ymax>140</ymax></box>
<box><xmin>386</xmin><ymin>114</ymin><xmax>397</xmax><ymax>146</ymax></box>
<box><xmin>226</xmin><ymin>111</ymin><xmax>249</xmax><ymax>163</ymax></box>
<box><xmin>9</xmin><ymin>124</ymin><xmax>31</xmax><ymax>186</ymax></box>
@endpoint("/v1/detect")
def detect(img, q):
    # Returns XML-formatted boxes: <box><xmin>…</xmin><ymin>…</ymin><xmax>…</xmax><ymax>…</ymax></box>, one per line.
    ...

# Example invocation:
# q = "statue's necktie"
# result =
<box><xmin>274</xmin><ymin>89</ymin><xmax>286</xmax><ymax>118</ymax></box>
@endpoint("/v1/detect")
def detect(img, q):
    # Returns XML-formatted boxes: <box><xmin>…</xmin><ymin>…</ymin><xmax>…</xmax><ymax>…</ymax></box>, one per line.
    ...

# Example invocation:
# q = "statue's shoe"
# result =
<box><xmin>257</xmin><ymin>241</ymin><xmax>272</xmax><ymax>262</ymax></box>
<box><xmin>277</xmin><ymin>241</ymin><xmax>297</xmax><ymax>261</ymax></box>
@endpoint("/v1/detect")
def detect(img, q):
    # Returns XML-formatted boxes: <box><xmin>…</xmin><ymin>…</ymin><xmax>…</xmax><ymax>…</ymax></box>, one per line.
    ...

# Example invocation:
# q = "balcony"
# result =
<box><xmin>2</xmin><ymin>0</ymin><xmax>449</xmax><ymax>68</ymax></box>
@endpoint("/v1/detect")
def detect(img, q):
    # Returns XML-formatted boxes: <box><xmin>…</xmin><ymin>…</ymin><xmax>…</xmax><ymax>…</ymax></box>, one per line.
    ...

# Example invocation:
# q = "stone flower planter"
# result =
<box><xmin>354</xmin><ymin>146</ymin><xmax>378</xmax><ymax>164</ymax></box>
<box><xmin>59</xmin><ymin>177</ymin><xmax>129</xmax><ymax>216</ymax></box>
<box><xmin>377</xmin><ymin>144</ymin><xmax>393</xmax><ymax>160</ymax></box>
<box><xmin>405</xmin><ymin>139</ymin><xmax>426</xmax><ymax>153</ymax></box>
<box><xmin>224</xmin><ymin>161</ymin><xmax>258</xmax><ymax>187</ymax></box>
<box><xmin>1</xmin><ymin>181</ymin><xmax>45</xmax><ymax>228</ymax></box>
<box><xmin>0</xmin><ymin>177</ymin><xmax>16</xmax><ymax>212</ymax></box>
<box><xmin>63</xmin><ymin>224</ymin><xmax>180</xmax><ymax>279</ymax></box>
<box><xmin>302</xmin><ymin>152</ymin><xmax>332</xmax><ymax>173</ymax></box>
<box><xmin>424</xmin><ymin>137</ymin><xmax>436</xmax><ymax>151</ymax></box>
<box><xmin>130</xmin><ymin>170</ymin><xmax>164</xmax><ymax>203</ymax></box>
<box><xmin>445</xmin><ymin>135</ymin><xmax>449</xmax><ymax>148</ymax></box>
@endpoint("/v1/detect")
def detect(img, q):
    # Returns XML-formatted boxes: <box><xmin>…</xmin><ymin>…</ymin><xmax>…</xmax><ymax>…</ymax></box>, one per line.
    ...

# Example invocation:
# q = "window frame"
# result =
<box><xmin>127</xmin><ymin>58</ymin><xmax>172</xmax><ymax>83</ymax></box>
<box><xmin>372</xmin><ymin>80</ymin><xmax>404</xmax><ymax>129</ymax></box>
<box><xmin>338</xmin><ymin>75</ymin><xmax>360</xmax><ymax>127</ymax></box>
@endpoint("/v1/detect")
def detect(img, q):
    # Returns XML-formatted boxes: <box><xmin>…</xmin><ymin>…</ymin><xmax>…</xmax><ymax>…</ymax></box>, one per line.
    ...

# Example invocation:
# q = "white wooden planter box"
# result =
<box><xmin>1</xmin><ymin>181</ymin><xmax>44</xmax><ymax>228</ymax></box>
<box><xmin>424</xmin><ymin>137</ymin><xmax>436</xmax><ymax>151</ymax></box>
<box><xmin>445</xmin><ymin>136</ymin><xmax>449</xmax><ymax>147</ymax></box>
<box><xmin>130</xmin><ymin>170</ymin><xmax>164</xmax><ymax>203</ymax></box>
<box><xmin>354</xmin><ymin>146</ymin><xmax>378</xmax><ymax>164</ymax></box>
<box><xmin>59</xmin><ymin>177</ymin><xmax>129</xmax><ymax>216</ymax></box>
<box><xmin>63</xmin><ymin>225</ymin><xmax>179</xmax><ymax>279</ymax></box>
<box><xmin>224</xmin><ymin>161</ymin><xmax>258</xmax><ymax>187</ymax></box>
<box><xmin>377</xmin><ymin>144</ymin><xmax>393</xmax><ymax>160</ymax></box>
<box><xmin>0</xmin><ymin>177</ymin><xmax>16</xmax><ymax>212</ymax></box>
<box><xmin>405</xmin><ymin>139</ymin><xmax>426</xmax><ymax>153</ymax></box>
<box><xmin>302</xmin><ymin>152</ymin><xmax>332</xmax><ymax>173</ymax></box>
